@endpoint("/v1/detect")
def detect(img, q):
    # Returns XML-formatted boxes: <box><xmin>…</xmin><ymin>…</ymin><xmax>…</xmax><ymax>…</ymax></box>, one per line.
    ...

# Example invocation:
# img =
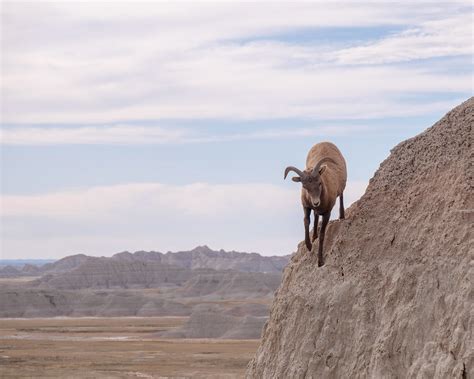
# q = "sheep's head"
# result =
<box><xmin>284</xmin><ymin>158</ymin><xmax>335</xmax><ymax>208</ymax></box>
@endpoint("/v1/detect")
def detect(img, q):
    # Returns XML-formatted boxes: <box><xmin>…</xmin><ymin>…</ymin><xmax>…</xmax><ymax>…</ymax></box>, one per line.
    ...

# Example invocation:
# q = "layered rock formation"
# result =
<box><xmin>0</xmin><ymin>265</ymin><xmax>22</xmax><ymax>277</ymax></box>
<box><xmin>35</xmin><ymin>259</ymin><xmax>210</xmax><ymax>289</ymax></box>
<box><xmin>0</xmin><ymin>289</ymin><xmax>191</xmax><ymax>318</ymax></box>
<box><xmin>0</xmin><ymin>247</ymin><xmax>287</xmax><ymax>320</ymax></box>
<box><xmin>177</xmin><ymin>271</ymin><xmax>281</xmax><ymax>298</ymax></box>
<box><xmin>1</xmin><ymin>246</ymin><xmax>289</xmax><ymax>278</ymax></box>
<box><xmin>247</xmin><ymin>98</ymin><xmax>473</xmax><ymax>378</ymax></box>
<box><xmin>161</xmin><ymin>304</ymin><xmax>268</xmax><ymax>339</ymax></box>
<box><xmin>113</xmin><ymin>245</ymin><xmax>289</xmax><ymax>273</ymax></box>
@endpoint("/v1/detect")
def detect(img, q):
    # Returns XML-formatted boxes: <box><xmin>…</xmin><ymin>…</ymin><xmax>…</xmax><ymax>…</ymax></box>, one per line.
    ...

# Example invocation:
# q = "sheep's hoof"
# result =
<box><xmin>318</xmin><ymin>260</ymin><xmax>325</xmax><ymax>267</ymax></box>
<box><xmin>305</xmin><ymin>241</ymin><xmax>312</xmax><ymax>251</ymax></box>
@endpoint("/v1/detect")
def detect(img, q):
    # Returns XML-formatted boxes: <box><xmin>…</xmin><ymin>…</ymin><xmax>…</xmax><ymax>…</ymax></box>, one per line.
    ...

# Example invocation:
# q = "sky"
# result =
<box><xmin>1</xmin><ymin>1</ymin><xmax>472</xmax><ymax>259</ymax></box>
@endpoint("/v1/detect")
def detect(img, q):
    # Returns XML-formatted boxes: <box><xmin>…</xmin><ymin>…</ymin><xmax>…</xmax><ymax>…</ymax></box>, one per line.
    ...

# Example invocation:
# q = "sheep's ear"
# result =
<box><xmin>318</xmin><ymin>165</ymin><xmax>327</xmax><ymax>175</ymax></box>
<box><xmin>292</xmin><ymin>177</ymin><xmax>301</xmax><ymax>182</ymax></box>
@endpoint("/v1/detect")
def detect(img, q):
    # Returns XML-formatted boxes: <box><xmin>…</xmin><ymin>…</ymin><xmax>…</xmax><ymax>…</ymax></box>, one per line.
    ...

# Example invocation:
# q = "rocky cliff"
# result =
<box><xmin>247</xmin><ymin>98</ymin><xmax>473</xmax><ymax>378</ymax></box>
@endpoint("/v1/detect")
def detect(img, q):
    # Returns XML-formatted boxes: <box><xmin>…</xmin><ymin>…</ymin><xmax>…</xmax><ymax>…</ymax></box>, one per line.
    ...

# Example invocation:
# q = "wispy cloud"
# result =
<box><xmin>1</xmin><ymin>180</ymin><xmax>367</xmax><ymax>258</ymax></box>
<box><xmin>0</xmin><ymin>124</ymin><xmax>370</xmax><ymax>145</ymax></box>
<box><xmin>2</xmin><ymin>2</ymin><xmax>471</xmax><ymax>124</ymax></box>
<box><xmin>331</xmin><ymin>14</ymin><xmax>472</xmax><ymax>65</ymax></box>
<box><xmin>0</xmin><ymin>125</ymin><xmax>187</xmax><ymax>145</ymax></box>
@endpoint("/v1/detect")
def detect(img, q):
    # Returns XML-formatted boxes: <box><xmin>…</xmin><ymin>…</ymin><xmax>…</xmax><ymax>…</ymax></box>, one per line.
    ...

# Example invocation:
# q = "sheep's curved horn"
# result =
<box><xmin>284</xmin><ymin>166</ymin><xmax>304</xmax><ymax>180</ymax></box>
<box><xmin>312</xmin><ymin>157</ymin><xmax>337</xmax><ymax>175</ymax></box>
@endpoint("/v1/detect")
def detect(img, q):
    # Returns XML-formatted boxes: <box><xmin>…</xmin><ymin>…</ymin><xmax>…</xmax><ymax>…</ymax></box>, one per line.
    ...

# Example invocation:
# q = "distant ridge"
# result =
<box><xmin>0</xmin><ymin>259</ymin><xmax>55</xmax><ymax>268</ymax></box>
<box><xmin>1</xmin><ymin>246</ymin><xmax>290</xmax><ymax>279</ymax></box>
<box><xmin>112</xmin><ymin>245</ymin><xmax>289</xmax><ymax>273</ymax></box>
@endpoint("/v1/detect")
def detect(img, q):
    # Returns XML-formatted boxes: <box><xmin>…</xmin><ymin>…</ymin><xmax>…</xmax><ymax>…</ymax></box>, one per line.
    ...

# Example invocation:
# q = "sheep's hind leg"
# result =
<box><xmin>318</xmin><ymin>212</ymin><xmax>330</xmax><ymax>267</ymax></box>
<box><xmin>312</xmin><ymin>212</ymin><xmax>319</xmax><ymax>242</ymax></box>
<box><xmin>339</xmin><ymin>192</ymin><xmax>345</xmax><ymax>219</ymax></box>
<box><xmin>304</xmin><ymin>207</ymin><xmax>312</xmax><ymax>251</ymax></box>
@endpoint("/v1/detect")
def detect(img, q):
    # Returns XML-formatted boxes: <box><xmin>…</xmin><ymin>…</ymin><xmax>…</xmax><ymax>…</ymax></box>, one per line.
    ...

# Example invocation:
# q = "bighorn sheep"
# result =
<box><xmin>284</xmin><ymin>142</ymin><xmax>347</xmax><ymax>267</ymax></box>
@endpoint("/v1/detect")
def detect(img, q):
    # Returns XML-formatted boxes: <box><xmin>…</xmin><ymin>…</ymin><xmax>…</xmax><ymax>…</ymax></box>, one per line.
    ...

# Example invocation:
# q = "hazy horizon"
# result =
<box><xmin>1</xmin><ymin>2</ymin><xmax>472</xmax><ymax>259</ymax></box>
<box><xmin>0</xmin><ymin>244</ymin><xmax>292</xmax><ymax>262</ymax></box>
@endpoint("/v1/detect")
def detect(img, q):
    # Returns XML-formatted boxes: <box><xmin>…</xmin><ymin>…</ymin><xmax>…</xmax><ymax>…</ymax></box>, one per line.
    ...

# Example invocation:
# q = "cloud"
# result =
<box><xmin>331</xmin><ymin>14</ymin><xmax>472</xmax><ymax>65</ymax></box>
<box><xmin>1</xmin><ymin>2</ymin><xmax>471</xmax><ymax>124</ymax></box>
<box><xmin>0</xmin><ymin>125</ymin><xmax>187</xmax><ymax>145</ymax></box>
<box><xmin>1</xmin><ymin>180</ymin><xmax>367</xmax><ymax>258</ymax></box>
<box><xmin>0</xmin><ymin>2</ymin><xmax>469</xmax><ymax>259</ymax></box>
<box><xmin>0</xmin><ymin>123</ymin><xmax>370</xmax><ymax>145</ymax></box>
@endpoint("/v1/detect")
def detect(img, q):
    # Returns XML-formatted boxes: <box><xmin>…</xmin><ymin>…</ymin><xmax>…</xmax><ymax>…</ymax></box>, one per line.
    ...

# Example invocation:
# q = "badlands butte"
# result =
<box><xmin>247</xmin><ymin>98</ymin><xmax>473</xmax><ymax>378</ymax></box>
<box><xmin>1</xmin><ymin>246</ymin><xmax>289</xmax><ymax>339</ymax></box>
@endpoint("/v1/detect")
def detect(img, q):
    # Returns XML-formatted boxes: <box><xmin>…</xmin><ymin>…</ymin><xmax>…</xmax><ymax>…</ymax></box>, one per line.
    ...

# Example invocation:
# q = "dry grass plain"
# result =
<box><xmin>0</xmin><ymin>317</ymin><xmax>259</xmax><ymax>378</ymax></box>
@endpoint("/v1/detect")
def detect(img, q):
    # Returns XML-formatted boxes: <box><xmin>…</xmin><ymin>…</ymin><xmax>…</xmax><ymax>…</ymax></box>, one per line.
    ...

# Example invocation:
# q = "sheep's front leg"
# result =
<box><xmin>312</xmin><ymin>212</ymin><xmax>319</xmax><ymax>242</ymax></box>
<box><xmin>318</xmin><ymin>212</ymin><xmax>330</xmax><ymax>267</ymax></box>
<box><xmin>339</xmin><ymin>192</ymin><xmax>345</xmax><ymax>219</ymax></box>
<box><xmin>304</xmin><ymin>207</ymin><xmax>312</xmax><ymax>251</ymax></box>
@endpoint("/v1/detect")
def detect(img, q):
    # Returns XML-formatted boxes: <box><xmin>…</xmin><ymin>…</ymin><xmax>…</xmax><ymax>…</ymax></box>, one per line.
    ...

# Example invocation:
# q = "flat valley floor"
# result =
<box><xmin>0</xmin><ymin>317</ymin><xmax>259</xmax><ymax>378</ymax></box>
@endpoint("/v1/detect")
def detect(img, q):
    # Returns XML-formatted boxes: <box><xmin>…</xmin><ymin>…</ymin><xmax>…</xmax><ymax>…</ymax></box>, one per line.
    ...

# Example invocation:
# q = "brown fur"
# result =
<box><xmin>285</xmin><ymin>142</ymin><xmax>347</xmax><ymax>266</ymax></box>
<box><xmin>302</xmin><ymin>142</ymin><xmax>347</xmax><ymax>211</ymax></box>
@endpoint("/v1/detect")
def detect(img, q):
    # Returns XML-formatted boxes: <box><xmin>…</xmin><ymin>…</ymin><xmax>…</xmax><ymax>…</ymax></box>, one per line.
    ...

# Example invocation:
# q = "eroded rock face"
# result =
<box><xmin>176</xmin><ymin>271</ymin><xmax>282</xmax><ymax>298</ymax></box>
<box><xmin>247</xmin><ymin>98</ymin><xmax>473</xmax><ymax>378</ymax></box>
<box><xmin>35</xmin><ymin>260</ymin><xmax>206</xmax><ymax>290</ymax></box>
<box><xmin>160</xmin><ymin>304</ymin><xmax>268</xmax><ymax>339</ymax></box>
<box><xmin>0</xmin><ymin>289</ymin><xmax>192</xmax><ymax>318</ymax></box>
